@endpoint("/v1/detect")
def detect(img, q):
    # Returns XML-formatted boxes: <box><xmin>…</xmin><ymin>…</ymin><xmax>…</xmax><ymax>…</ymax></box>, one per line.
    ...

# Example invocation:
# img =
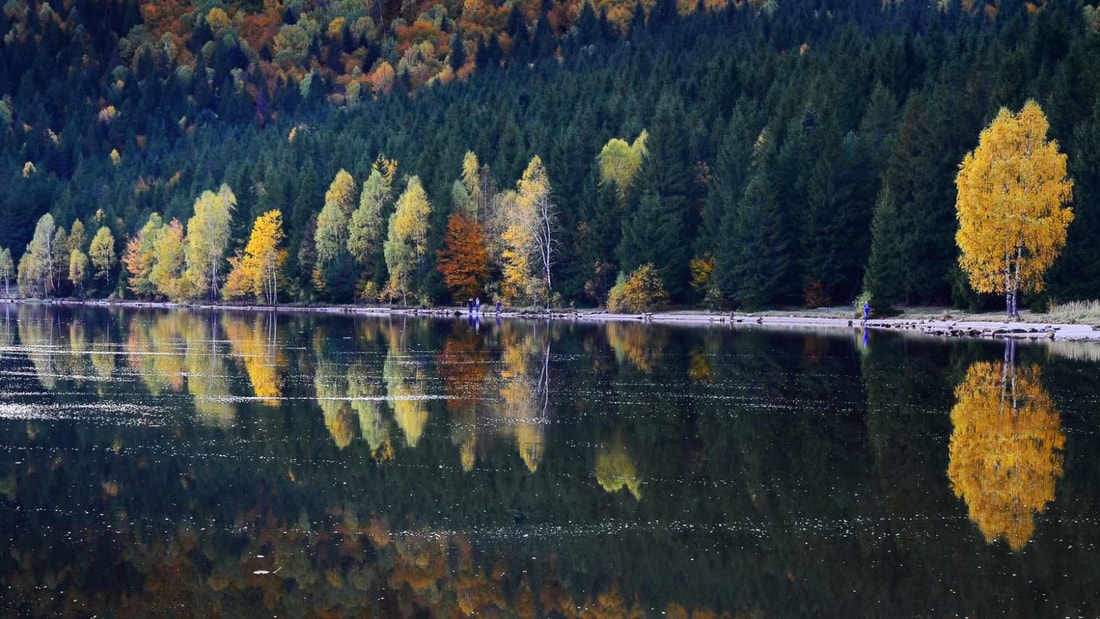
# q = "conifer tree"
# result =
<box><xmin>619</xmin><ymin>91</ymin><xmax>691</xmax><ymax>300</ymax></box>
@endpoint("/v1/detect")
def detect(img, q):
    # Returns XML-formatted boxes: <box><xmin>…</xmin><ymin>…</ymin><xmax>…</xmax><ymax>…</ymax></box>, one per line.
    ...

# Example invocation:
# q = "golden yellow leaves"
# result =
<box><xmin>500</xmin><ymin>155</ymin><xmax>557</xmax><ymax>305</ymax></box>
<box><xmin>955</xmin><ymin>100</ymin><xmax>1073</xmax><ymax>312</ymax></box>
<box><xmin>597</xmin><ymin>130</ymin><xmax>648</xmax><ymax>199</ymax></box>
<box><xmin>947</xmin><ymin>359</ymin><xmax>1064</xmax><ymax>551</ymax></box>
<box><xmin>224</xmin><ymin>210</ymin><xmax>286</xmax><ymax>304</ymax></box>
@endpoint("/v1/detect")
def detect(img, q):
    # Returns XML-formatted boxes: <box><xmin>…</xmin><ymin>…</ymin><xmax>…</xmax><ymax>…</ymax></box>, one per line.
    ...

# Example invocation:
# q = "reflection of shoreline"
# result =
<box><xmin>22</xmin><ymin>297</ymin><xmax>1100</xmax><ymax>342</ymax></box>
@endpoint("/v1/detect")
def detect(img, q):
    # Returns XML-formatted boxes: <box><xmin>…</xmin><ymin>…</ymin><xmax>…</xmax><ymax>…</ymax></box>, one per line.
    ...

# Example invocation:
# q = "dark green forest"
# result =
<box><xmin>2</xmin><ymin>0</ymin><xmax>1099</xmax><ymax>310</ymax></box>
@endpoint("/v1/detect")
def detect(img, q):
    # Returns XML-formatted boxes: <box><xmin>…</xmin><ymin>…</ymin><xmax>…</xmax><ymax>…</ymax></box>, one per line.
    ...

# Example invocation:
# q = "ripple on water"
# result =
<box><xmin>0</xmin><ymin>401</ymin><xmax>166</xmax><ymax>426</ymax></box>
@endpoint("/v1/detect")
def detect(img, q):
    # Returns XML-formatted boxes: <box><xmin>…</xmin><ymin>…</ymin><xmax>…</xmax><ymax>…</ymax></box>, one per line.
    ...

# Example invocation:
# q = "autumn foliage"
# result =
<box><xmin>955</xmin><ymin>101</ymin><xmax>1074</xmax><ymax>317</ymax></box>
<box><xmin>436</xmin><ymin>212</ymin><xmax>490</xmax><ymax>302</ymax></box>
<box><xmin>607</xmin><ymin>264</ymin><xmax>669</xmax><ymax>313</ymax></box>
<box><xmin>224</xmin><ymin>210</ymin><xmax>287</xmax><ymax>304</ymax></box>
<box><xmin>947</xmin><ymin>360</ymin><xmax>1065</xmax><ymax>551</ymax></box>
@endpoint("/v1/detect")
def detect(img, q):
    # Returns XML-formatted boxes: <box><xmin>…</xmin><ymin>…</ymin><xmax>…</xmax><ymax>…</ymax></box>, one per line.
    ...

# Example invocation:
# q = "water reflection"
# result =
<box><xmin>947</xmin><ymin>354</ymin><xmax>1065</xmax><ymax>551</ymax></box>
<box><xmin>383</xmin><ymin>320</ymin><xmax>431</xmax><ymax>448</ymax></box>
<box><xmin>224</xmin><ymin>313</ymin><xmax>285</xmax><ymax>405</ymax></box>
<box><xmin>0</xmin><ymin>307</ymin><xmax>1098</xmax><ymax>616</ymax></box>
<box><xmin>595</xmin><ymin>430</ymin><xmax>642</xmax><ymax>499</ymax></box>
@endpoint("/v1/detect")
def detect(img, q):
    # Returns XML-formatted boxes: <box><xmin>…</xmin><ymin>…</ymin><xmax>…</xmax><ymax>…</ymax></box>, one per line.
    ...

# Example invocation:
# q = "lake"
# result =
<box><xmin>0</xmin><ymin>304</ymin><xmax>1097</xmax><ymax>616</ymax></box>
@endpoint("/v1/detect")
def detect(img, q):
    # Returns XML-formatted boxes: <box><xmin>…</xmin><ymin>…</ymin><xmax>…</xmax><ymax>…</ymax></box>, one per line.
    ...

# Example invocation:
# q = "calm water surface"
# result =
<box><xmin>0</xmin><ymin>305</ymin><xmax>1098</xmax><ymax>616</ymax></box>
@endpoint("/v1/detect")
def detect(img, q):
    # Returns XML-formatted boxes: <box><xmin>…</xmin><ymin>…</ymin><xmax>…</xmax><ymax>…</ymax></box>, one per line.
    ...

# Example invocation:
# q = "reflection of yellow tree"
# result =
<box><xmin>383</xmin><ymin>320</ymin><xmax>429</xmax><ymax>448</ymax></box>
<box><xmin>348</xmin><ymin>358</ymin><xmax>391</xmax><ymax>457</ymax></box>
<box><xmin>313</xmin><ymin>327</ymin><xmax>358</xmax><ymax>450</ymax></box>
<box><xmin>688</xmin><ymin>350</ymin><xmax>713</xmax><ymax>383</ymax></box>
<box><xmin>497</xmin><ymin>323</ymin><xmax>550</xmax><ymax>473</ymax></box>
<box><xmin>88</xmin><ymin>324</ymin><xmax>116</xmax><ymax>382</ymax></box>
<box><xmin>224</xmin><ymin>313</ymin><xmax>286</xmax><ymax>405</ymax></box>
<box><xmin>122</xmin><ymin>312</ymin><xmax>235</xmax><ymax>425</ymax></box>
<box><xmin>0</xmin><ymin>306</ymin><xmax>13</xmax><ymax>348</ymax></box>
<box><xmin>313</xmin><ymin>323</ymin><xmax>394</xmax><ymax>457</ymax></box>
<box><xmin>180</xmin><ymin>313</ymin><xmax>235</xmax><ymax>426</ymax></box>
<box><xmin>606</xmin><ymin>322</ymin><xmax>667</xmax><ymax>373</ymax></box>
<box><xmin>947</xmin><ymin>360</ymin><xmax>1064</xmax><ymax>551</ymax></box>
<box><xmin>595</xmin><ymin>432</ymin><xmax>642</xmax><ymax>500</ymax></box>
<box><xmin>125</xmin><ymin>313</ymin><xmax>185</xmax><ymax>395</ymax></box>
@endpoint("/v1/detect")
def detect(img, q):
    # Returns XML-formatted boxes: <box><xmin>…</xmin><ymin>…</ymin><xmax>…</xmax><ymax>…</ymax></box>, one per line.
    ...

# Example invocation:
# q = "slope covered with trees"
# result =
<box><xmin>2</xmin><ymin>0</ymin><xmax>1100</xmax><ymax>310</ymax></box>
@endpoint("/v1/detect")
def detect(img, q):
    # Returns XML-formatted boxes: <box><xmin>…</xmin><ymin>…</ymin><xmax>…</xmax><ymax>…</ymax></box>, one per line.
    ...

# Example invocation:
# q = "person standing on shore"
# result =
<box><xmin>862</xmin><ymin>301</ymin><xmax>870</xmax><ymax>324</ymax></box>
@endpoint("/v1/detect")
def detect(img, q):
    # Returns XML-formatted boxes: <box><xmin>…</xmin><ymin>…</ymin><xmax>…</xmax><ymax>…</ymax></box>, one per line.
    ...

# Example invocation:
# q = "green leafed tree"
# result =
<box><xmin>185</xmin><ymin>184</ymin><xmax>236</xmax><ymax>300</ymax></box>
<box><xmin>0</xmin><ymin>248</ymin><xmax>13</xmax><ymax>297</ymax></box>
<box><xmin>597</xmin><ymin>130</ymin><xmax>648</xmax><ymax>201</ymax></box>
<box><xmin>68</xmin><ymin>219</ymin><xmax>86</xmax><ymax>255</ymax></box>
<box><xmin>863</xmin><ymin>188</ymin><xmax>907</xmax><ymax>311</ymax></box>
<box><xmin>150</xmin><ymin>219</ymin><xmax>189</xmax><ymax>300</ymax></box>
<box><xmin>123</xmin><ymin>213</ymin><xmax>165</xmax><ymax>298</ymax></box>
<box><xmin>90</xmin><ymin>226</ymin><xmax>116</xmax><ymax>291</ymax></box>
<box><xmin>50</xmin><ymin>226</ymin><xmax>68</xmax><ymax>294</ymax></box>
<box><xmin>348</xmin><ymin>167</ymin><xmax>392</xmax><ymax>287</ymax></box>
<box><xmin>18</xmin><ymin>214</ymin><xmax>56</xmax><ymax>297</ymax></box>
<box><xmin>69</xmin><ymin>249</ymin><xmax>89</xmax><ymax>298</ymax></box>
<box><xmin>384</xmin><ymin>176</ymin><xmax>432</xmax><ymax>305</ymax></box>
<box><xmin>314</xmin><ymin>170</ymin><xmax>357</xmax><ymax>299</ymax></box>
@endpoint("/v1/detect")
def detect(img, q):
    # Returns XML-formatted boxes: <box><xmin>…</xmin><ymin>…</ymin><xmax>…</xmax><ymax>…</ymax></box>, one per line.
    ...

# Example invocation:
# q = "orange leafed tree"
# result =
<box><xmin>436</xmin><ymin>211</ymin><xmax>489</xmax><ymax>301</ymax></box>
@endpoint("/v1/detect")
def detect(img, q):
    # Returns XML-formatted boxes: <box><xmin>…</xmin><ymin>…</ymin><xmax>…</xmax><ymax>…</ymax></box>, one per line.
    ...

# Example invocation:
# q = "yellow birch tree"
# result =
<box><xmin>955</xmin><ymin>101</ymin><xmax>1074</xmax><ymax>317</ymax></box>
<box><xmin>185</xmin><ymin>184</ymin><xmax>236</xmax><ymax>300</ymax></box>
<box><xmin>150</xmin><ymin>219</ymin><xmax>189</xmax><ymax>300</ymax></box>
<box><xmin>384</xmin><ymin>176</ymin><xmax>432</xmax><ymax>305</ymax></box>
<box><xmin>224</xmin><ymin>210</ymin><xmax>287</xmax><ymax>304</ymax></box>
<box><xmin>89</xmin><ymin>226</ymin><xmax>116</xmax><ymax>290</ymax></box>
<box><xmin>498</xmin><ymin>156</ymin><xmax>557</xmax><ymax>305</ymax></box>
<box><xmin>314</xmin><ymin>169</ymin><xmax>357</xmax><ymax>292</ymax></box>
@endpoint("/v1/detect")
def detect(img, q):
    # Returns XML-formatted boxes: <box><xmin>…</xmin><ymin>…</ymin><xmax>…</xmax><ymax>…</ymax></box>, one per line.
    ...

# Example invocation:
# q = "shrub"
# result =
<box><xmin>854</xmin><ymin>290</ymin><xmax>872</xmax><ymax>319</ymax></box>
<box><xmin>804</xmin><ymin>279</ymin><xmax>830</xmax><ymax>308</ymax></box>
<box><xmin>607</xmin><ymin>264</ymin><xmax>669</xmax><ymax>313</ymax></box>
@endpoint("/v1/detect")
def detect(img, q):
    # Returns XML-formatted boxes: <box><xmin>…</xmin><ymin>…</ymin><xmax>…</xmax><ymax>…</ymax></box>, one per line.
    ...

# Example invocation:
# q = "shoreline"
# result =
<box><xmin>7</xmin><ymin>297</ymin><xmax>1100</xmax><ymax>343</ymax></box>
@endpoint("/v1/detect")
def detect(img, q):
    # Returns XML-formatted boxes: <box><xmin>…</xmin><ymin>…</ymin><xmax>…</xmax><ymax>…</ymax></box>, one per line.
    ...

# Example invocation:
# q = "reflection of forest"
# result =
<box><xmin>1</xmin><ymin>307</ymin><xmax>1099</xmax><ymax>616</ymax></box>
<box><xmin>947</xmin><ymin>359</ymin><xmax>1064</xmax><ymax>551</ymax></box>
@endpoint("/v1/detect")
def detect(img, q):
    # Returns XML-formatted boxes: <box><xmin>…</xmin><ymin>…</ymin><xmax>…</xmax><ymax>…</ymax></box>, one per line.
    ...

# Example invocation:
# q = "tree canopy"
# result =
<box><xmin>956</xmin><ymin>101</ymin><xmax>1074</xmax><ymax>317</ymax></box>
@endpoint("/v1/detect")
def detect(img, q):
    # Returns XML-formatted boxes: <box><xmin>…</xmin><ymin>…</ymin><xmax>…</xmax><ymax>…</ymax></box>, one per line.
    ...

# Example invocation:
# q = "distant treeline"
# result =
<box><xmin>1</xmin><ymin>0</ymin><xmax>1099</xmax><ymax>309</ymax></box>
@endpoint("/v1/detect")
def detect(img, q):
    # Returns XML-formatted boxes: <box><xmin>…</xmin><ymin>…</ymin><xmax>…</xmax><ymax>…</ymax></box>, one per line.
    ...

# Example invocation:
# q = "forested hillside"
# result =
<box><xmin>2</xmin><ymin>0</ymin><xmax>1099</xmax><ymax>310</ymax></box>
